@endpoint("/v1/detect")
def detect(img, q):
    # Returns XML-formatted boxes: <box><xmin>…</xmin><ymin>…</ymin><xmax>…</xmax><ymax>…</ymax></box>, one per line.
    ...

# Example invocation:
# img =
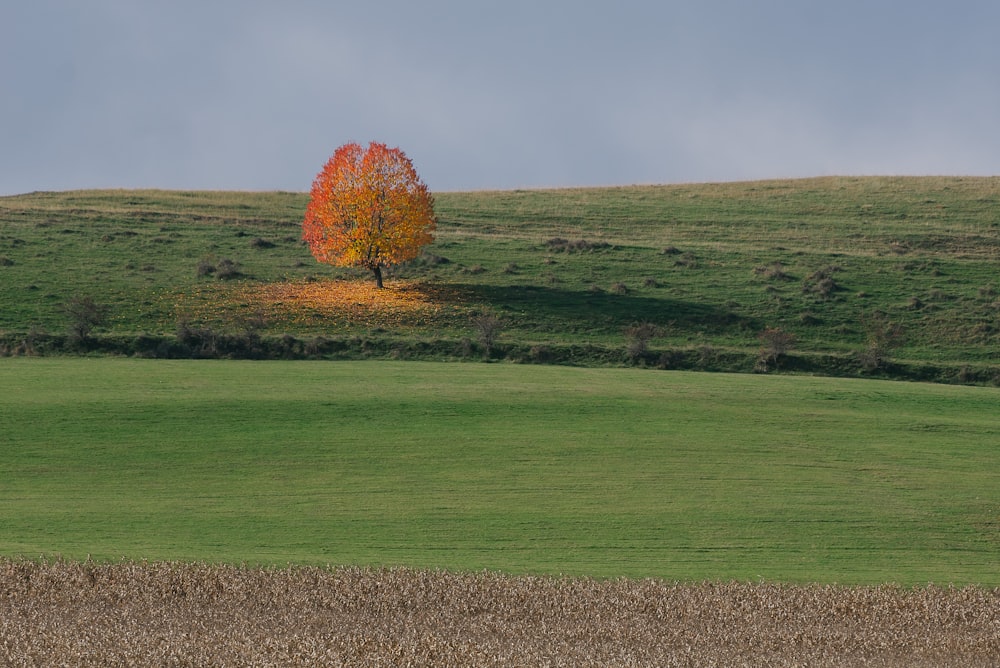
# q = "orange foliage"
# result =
<box><xmin>171</xmin><ymin>280</ymin><xmax>463</xmax><ymax>333</ymax></box>
<box><xmin>246</xmin><ymin>280</ymin><xmax>456</xmax><ymax>330</ymax></box>
<box><xmin>303</xmin><ymin>142</ymin><xmax>436</xmax><ymax>287</ymax></box>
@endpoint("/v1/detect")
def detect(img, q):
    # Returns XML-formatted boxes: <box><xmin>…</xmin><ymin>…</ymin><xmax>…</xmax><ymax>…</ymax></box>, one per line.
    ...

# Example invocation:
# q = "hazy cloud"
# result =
<box><xmin>3</xmin><ymin>1</ymin><xmax>999</xmax><ymax>195</ymax></box>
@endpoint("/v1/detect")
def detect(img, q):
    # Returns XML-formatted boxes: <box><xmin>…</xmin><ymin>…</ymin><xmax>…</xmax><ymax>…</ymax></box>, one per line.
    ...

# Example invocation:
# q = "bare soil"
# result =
<box><xmin>2</xmin><ymin>560</ymin><xmax>996</xmax><ymax>666</ymax></box>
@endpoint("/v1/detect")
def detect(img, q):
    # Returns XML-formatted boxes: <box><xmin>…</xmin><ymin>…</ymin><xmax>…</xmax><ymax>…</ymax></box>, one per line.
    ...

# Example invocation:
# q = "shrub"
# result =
<box><xmin>529</xmin><ymin>344</ymin><xmax>554</xmax><ymax>363</ymax></box>
<box><xmin>610</xmin><ymin>282</ymin><xmax>629</xmax><ymax>295</ymax></box>
<box><xmin>413</xmin><ymin>252</ymin><xmax>450</xmax><ymax>266</ymax></box>
<box><xmin>62</xmin><ymin>295</ymin><xmax>109</xmax><ymax>343</ymax></box>
<box><xmin>238</xmin><ymin>309</ymin><xmax>268</xmax><ymax>338</ymax></box>
<box><xmin>624</xmin><ymin>322</ymin><xmax>660</xmax><ymax>360</ymax></box>
<box><xmin>304</xmin><ymin>336</ymin><xmax>330</xmax><ymax>356</ymax></box>
<box><xmin>857</xmin><ymin>312</ymin><xmax>904</xmax><ymax>371</ymax></box>
<box><xmin>802</xmin><ymin>265</ymin><xmax>843</xmax><ymax>299</ymax></box>
<box><xmin>196</xmin><ymin>259</ymin><xmax>216</xmax><ymax>277</ymax></box>
<box><xmin>545</xmin><ymin>238</ymin><xmax>610</xmax><ymax>253</ymax></box>
<box><xmin>175</xmin><ymin>316</ymin><xmax>220</xmax><ymax>357</ymax></box>
<box><xmin>456</xmin><ymin>337</ymin><xmax>475</xmax><ymax>359</ymax></box>
<box><xmin>215</xmin><ymin>258</ymin><xmax>241</xmax><ymax>280</ymax></box>
<box><xmin>753</xmin><ymin>262</ymin><xmax>792</xmax><ymax>281</ymax></box>
<box><xmin>756</xmin><ymin>327</ymin><xmax>796</xmax><ymax>372</ymax></box>
<box><xmin>674</xmin><ymin>252</ymin><xmax>698</xmax><ymax>268</ymax></box>
<box><xmin>656</xmin><ymin>350</ymin><xmax>682</xmax><ymax>370</ymax></box>
<box><xmin>472</xmin><ymin>311</ymin><xmax>504</xmax><ymax>357</ymax></box>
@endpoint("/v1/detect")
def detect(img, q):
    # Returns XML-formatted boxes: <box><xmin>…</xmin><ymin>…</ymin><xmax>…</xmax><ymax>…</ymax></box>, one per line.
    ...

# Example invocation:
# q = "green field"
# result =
<box><xmin>1</xmin><ymin>178</ymin><xmax>998</xmax><ymax>586</ymax></box>
<box><xmin>1</xmin><ymin>177</ymin><xmax>998</xmax><ymax>382</ymax></box>
<box><xmin>2</xmin><ymin>358</ymin><xmax>997</xmax><ymax>585</ymax></box>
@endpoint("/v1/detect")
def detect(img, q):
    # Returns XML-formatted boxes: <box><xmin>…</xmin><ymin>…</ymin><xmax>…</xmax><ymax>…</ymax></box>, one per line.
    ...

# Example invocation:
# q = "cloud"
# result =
<box><xmin>2</xmin><ymin>0</ymin><xmax>999</xmax><ymax>196</ymax></box>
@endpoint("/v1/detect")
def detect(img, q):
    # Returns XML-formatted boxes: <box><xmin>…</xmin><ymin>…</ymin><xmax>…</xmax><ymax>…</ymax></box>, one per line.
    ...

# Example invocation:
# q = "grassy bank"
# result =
<box><xmin>2</xmin><ymin>358</ymin><xmax>997</xmax><ymax>584</ymax></box>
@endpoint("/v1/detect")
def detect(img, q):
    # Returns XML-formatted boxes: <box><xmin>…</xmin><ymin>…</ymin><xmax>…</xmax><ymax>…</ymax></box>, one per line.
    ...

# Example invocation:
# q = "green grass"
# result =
<box><xmin>2</xmin><ymin>358</ymin><xmax>997</xmax><ymax>585</ymax></box>
<box><xmin>1</xmin><ymin>177</ymin><xmax>998</xmax><ymax>380</ymax></box>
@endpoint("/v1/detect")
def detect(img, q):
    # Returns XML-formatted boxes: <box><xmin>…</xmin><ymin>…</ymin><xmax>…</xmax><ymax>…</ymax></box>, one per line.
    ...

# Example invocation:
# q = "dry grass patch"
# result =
<box><xmin>1</xmin><ymin>560</ymin><xmax>997</xmax><ymax>667</ymax></box>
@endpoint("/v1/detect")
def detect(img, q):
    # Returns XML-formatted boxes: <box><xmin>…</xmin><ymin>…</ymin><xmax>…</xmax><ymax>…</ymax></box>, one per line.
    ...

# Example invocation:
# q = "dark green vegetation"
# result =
<box><xmin>2</xmin><ymin>358</ymin><xmax>997</xmax><ymax>584</ymax></box>
<box><xmin>1</xmin><ymin>177</ymin><xmax>998</xmax><ymax>382</ymax></box>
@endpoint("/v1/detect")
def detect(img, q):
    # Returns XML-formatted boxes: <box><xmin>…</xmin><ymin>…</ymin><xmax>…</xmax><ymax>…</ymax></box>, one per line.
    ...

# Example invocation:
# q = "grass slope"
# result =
<box><xmin>2</xmin><ymin>358</ymin><xmax>997</xmax><ymax>585</ymax></box>
<box><xmin>1</xmin><ymin>177</ymin><xmax>998</xmax><ymax>381</ymax></box>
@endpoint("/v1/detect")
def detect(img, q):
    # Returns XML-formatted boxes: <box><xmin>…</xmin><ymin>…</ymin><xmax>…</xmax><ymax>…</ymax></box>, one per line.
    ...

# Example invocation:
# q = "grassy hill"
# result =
<box><xmin>1</xmin><ymin>176</ymin><xmax>998</xmax><ymax>382</ymax></box>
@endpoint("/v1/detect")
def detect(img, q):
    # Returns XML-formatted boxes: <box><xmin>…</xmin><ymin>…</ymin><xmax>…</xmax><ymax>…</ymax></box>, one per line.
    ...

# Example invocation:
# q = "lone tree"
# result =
<box><xmin>303</xmin><ymin>142</ymin><xmax>436</xmax><ymax>288</ymax></box>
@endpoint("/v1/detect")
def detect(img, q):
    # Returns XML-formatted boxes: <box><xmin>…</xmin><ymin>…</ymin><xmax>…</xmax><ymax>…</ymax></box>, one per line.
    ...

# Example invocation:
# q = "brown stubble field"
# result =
<box><xmin>2</xmin><ymin>560</ymin><xmax>996</xmax><ymax>666</ymax></box>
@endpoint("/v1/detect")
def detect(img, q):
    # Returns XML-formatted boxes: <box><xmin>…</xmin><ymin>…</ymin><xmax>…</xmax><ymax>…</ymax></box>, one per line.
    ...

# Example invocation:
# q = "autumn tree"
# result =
<box><xmin>303</xmin><ymin>142</ymin><xmax>436</xmax><ymax>288</ymax></box>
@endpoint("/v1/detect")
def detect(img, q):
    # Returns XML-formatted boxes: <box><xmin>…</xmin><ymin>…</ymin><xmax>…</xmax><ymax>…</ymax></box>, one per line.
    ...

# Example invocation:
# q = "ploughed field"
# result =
<box><xmin>2</xmin><ymin>560</ymin><xmax>997</xmax><ymax>667</ymax></box>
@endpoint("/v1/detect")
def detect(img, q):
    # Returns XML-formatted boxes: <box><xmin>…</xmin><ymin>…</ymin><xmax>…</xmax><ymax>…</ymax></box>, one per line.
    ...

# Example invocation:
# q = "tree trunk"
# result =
<box><xmin>373</xmin><ymin>265</ymin><xmax>384</xmax><ymax>289</ymax></box>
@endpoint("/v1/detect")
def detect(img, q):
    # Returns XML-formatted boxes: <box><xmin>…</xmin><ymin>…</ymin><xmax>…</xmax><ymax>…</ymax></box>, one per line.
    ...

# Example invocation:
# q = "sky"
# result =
<box><xmin>3</xmin><ymin>1</ymin><xmax>1000</xmax><ymax>195</ymax></box>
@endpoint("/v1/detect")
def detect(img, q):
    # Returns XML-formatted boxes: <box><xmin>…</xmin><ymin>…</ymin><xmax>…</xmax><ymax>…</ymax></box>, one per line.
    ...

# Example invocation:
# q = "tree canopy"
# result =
<box><xmin>303</xmin><ymin>142</ymin><xmax>436</xmax><ymax>287</ymax></box>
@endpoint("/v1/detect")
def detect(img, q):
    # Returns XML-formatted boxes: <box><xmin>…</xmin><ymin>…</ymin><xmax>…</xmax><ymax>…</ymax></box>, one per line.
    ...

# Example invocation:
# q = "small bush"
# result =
<box><xmin>753</xmin><ymin>262</ymin><xmax>792</xmax><ymax>281</ymax></box>
<box><xmin>674</xmin><ymin>252</ymin><xmax>698</xmax><ymax>268</ymax></box>
<box><xmin>656</xmin><ymin>350</ymin><xmax>682</xmax><ymax>370</ymax></box>
<box><xmin>62</xmin><ymin>295</ymin><xmax>109</xmax><ymax>343</ymax></box>
<box><xmin>216</xmin><ymin>258</ymin><xmax>241</xmax><ymax>280</ymax></box>
<box><xmin>304</xmin><ymin>336</ymin><xmax>329</xmax><ymax>356</ymax></box>
<box><xmin>802</xmin><ymin>265</ymin><xmax>843</xmax><ymax>299</ymax></box>
<box><xmin>175</xmin><ymin>316</ymin><xmax>220</xmax><ymax>357</ymax></box>
<box><xmin>411</xmin><ymin>252</ymin><xmax>450</xmax><ymax>267</ymax></box>
<box><xmin>196</xmin><ymin>260</ymin><xmax>216</xmax><ymax>277</ymax></box>
<box><xmin>456</xmin><ymin>337</ymin><xmax>475</xmax><ymax>358</ymax></box>
<box><xmin>13</xmin><ymin>326</ymin><xmax>45</xmax><ymax>356</ymax></box>
<box><xmin>250</xmin><ymin>237</ymin><xmax>275</xmax><ymax>249</ymax></box>
<box><xmin>472</xmin><ymin>311</ymin><xmax>504</xmax><ymax>357</ymax></box>
<box><xmin>624</xmin><ymin>322</ymin><xmax>660</xmax><ymax>360</ymax></box>
<box><xmin>858</xmin><ymin>312</ymin><xmax>904</xmax><ymax>371</ymax></box>
<box><xmin>610</xmin><ymin>282</ymin><xmax>629</xmax><ymax>295</ymax></box>
<box><xmin>756</xmin><ymin>327</ymin><xmax>796</xmax><ymax>371</ymax></box>
<box><xmin>238</xmin><ymin>309</ymin><xmax>268</xmax><ymax>337</ymax></box>
<box><xmin>0</xmin><ymin>256</ymin><xmax>13</xmax><ymax>266</ymax></box>
<box><xmin>698</xmin><ymin>345</ymin><xmax>720</xmax><ymax>367</ymax></box>
<box><xmin>529</xmin><ymin>344</ymin><xmax>554</xmax><ymax>363</ymax></box>
<box><xmin>545</xmin><ymin>238</ymin><xmax>610</xmax><ymax>253</ymax></box>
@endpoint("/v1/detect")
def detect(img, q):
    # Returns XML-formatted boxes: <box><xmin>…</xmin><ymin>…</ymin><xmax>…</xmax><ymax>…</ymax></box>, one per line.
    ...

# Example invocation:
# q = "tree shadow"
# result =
<box><xmin>451</xmin><ymin>283</ymin><xmax>758</xmax><ymax>336</ymax></box>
